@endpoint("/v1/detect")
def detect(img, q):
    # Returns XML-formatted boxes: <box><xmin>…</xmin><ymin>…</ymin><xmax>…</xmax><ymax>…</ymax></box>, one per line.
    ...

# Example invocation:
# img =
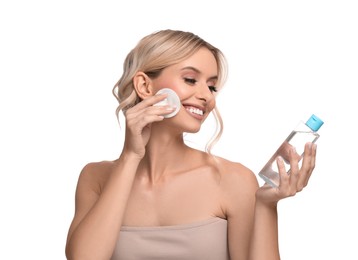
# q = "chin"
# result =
<box><xmin>184</xmin><ymin>126</ymin><xmax>201</xmax><ymax>134</ymax></box>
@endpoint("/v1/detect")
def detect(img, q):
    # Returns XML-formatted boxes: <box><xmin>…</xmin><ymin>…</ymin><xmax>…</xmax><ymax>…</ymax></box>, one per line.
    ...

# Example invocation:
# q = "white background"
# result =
<box><xmin>1</xmin><ymin>0</ymin><xmax>357</xmax><ymax>259</ymax></box>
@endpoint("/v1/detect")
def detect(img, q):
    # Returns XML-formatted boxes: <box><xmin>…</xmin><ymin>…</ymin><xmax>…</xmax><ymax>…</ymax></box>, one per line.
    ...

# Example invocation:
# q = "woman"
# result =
<box><xmin>65</xmin><ymin>29</ymin><xmax>317</xmax><ymax>260</ymax></box>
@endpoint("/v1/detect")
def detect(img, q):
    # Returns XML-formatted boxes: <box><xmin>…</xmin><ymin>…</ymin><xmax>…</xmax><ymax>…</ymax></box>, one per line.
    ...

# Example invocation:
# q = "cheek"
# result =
<box><xmin>202</xmin><ymin>100</ymin><xmax>216</xmax><ymax>122</ymax></box>
<box><xmin>168</xmin><ymin>84</ymin><xmax>188</xmax><ymax>101</ymax></box>
<box><xmin>154</xmin><ymin>78</ymin><xmax>182</xmax><ymax>95</ymax></box>
<box><xmin>169</xmin><ymin>80</ymin><xmax>185</xmax><ymax>96</ymax></box>
<box><xmin>207</xmin><ymin>99</ymin><xmax>216</xmax><ymax>112</ymax></box>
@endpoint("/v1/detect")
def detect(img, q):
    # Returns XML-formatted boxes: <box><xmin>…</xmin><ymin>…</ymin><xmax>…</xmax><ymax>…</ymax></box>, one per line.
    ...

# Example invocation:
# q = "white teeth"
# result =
<box><xmin>186</xmin><ymin>107</ymin><xmax>203</xmax><ymax>116</ymax></box>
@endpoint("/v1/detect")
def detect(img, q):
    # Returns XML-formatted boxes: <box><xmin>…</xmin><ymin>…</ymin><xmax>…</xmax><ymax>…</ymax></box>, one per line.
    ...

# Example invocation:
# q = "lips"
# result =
<box><xmin>182</xmin><ymin>104</ymin><xmax>207</xmax><ymax>121</ymax></box>
<box><xmin>185</xmin><ymin>106</ymin><xmax>204</xmax><ymax>116</ymax></box>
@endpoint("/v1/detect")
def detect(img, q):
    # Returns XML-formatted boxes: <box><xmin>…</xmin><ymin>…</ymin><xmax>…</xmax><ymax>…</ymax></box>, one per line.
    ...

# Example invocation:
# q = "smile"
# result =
<box><xmin>185</xmin><ymin>106</ymin><xmax>204</xmax><ymax>116</ymax></box>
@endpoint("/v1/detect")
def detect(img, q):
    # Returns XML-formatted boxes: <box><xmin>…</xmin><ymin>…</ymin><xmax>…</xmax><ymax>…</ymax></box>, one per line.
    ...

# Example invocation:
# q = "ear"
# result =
<box><xmin>133</xmin><ymin>72</ymin><xmax>154</xmax><ymax>99</ymax></box>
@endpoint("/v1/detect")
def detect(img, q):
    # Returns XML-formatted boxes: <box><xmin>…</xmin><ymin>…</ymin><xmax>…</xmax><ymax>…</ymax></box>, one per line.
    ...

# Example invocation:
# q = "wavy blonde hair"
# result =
<box><xmin>112</xmin><ymin>29</ymin><xmax>228</xmax><ymax>153</ymax></box>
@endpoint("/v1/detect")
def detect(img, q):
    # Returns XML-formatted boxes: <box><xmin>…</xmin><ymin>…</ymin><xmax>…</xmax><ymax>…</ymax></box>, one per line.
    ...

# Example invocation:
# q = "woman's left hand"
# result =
<box><xmin>256</xmin><ymin>142</ymin><xmax>317</xmax><ymax>205</ymax></box>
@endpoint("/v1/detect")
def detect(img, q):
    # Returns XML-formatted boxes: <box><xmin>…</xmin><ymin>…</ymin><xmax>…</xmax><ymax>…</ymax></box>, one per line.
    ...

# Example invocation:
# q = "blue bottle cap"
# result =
<box><xmin>306</xmin><ymin>114</ymin><xmax>324</xmax><ymax>131</ymax></box>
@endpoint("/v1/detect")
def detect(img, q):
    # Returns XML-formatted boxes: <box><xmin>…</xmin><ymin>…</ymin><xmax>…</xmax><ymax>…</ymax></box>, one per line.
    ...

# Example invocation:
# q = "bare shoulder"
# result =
<box><xmin>213</xmin><ymin>155</ymin><xmax>259</xmax><ymax>191</ymax></box>
<box><xmin>77</xmin><ymin>160</ymin><xmax>115</xmax><ymax>194</ymax></box>
<box><xmin>66</xmin><ymin>160</ymin><xmax>115</xmax><ymax>245</ymax></box>
<box><xmin>210</xmin><ymin>155</ymin><xmax>259</xmax><ymax>215</ymax></box>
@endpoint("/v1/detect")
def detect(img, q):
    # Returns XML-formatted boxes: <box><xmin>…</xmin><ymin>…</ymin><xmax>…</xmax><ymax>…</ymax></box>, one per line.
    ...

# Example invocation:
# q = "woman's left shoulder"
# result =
<box><xmin>210</xmin><ymin>155</ymin><xmax>259</xmax><ymax>192</ymax></box>
<box><xmin>210</xmin><ymin>155</ymin><xmax>259</xmax><ymax>216</ymax></box>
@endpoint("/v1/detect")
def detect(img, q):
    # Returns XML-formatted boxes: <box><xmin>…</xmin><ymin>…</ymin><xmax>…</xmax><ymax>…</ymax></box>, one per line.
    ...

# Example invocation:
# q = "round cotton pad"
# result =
<box><xmin>154</xmin><ymin>88</ymin><xmax>181</xmax><ymax>118</ymax></box>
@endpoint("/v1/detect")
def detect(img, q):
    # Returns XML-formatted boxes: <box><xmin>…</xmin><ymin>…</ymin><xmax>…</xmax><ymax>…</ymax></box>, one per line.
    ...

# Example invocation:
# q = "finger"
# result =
<box><xmin>130</xmin><ymin>93</ymin><xmax>169</xmax><ymax>112</ymax></box>
<box><xmin>137</xmin><ymin>115</ymin><xmax>165</xmax><ymax>129</ymax></box>
<box><xmin>301</xmin><ymin>142</ymin><xmax>313</xmax><ymax>173</ymax></box>
<box><xmin>126</xmin><ymin>101</ymin><xmax>175</xmax><ymax>122</ymax></box>
<box><xmin>302</xmin><ymin>143</ymin><xmax>317</xmax><ymax>187</ymax></box>
<box><xmin>127</xmin><ymin>111</ymin><xmax>165</xmax><ymax>131</ymax></box>
<box><xmin>129</xmin><ymin>102</ymin><xmax>177</xmax><ymax>124</ymax></box>
<box><xmin>311</xmin><ymin>143</ymin><xmax>317</xmax><ymax>170</ymax></box>
<box><xmin>277</xmin><ymin>156</ymin><xmax>297</xmax><ymax>197</ymax></box>
<box><xmin>288</xmin><ymin>147</ymin><xmax>301</xmax><ymax>188</ymax></box>
<box><xmin>277</xmin><ymin>156</ymin><xmax>289</xmax><ymax>189</ymax></box>
<box><xmin>126</xmin><ymin>95</ymin><xmax>176</xmax><ymax>120</ymax></box>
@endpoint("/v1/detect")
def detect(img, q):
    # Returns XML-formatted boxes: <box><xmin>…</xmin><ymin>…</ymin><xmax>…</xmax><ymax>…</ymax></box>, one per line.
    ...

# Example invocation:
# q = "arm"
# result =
<box><xmin>65</xmin><ymin>94</ymin><xmax>174</xmax><ymax>259</ymax></box>
<box><xmin>223</xmin><ymin>162</ymin><xmax>259</xmax><ymax>260</ymax></box>
<box><xmin>226</xmin><ymin>143</ymin><xmax>316</xmax><ymax>260</ymax></box>
<box><xmin>249</xmin><ymin>142</ymin><xmax>317</xmax><ymax>260</ymax></box>
<box><xmin>249</xmin><ymin>197</ymin><xmax>280</xmax><ymax>260</ymax></box>
<box><xmin>65</xmin><ymin>154</ymin><xmax>141</xmax><ymax>260</ymax></box>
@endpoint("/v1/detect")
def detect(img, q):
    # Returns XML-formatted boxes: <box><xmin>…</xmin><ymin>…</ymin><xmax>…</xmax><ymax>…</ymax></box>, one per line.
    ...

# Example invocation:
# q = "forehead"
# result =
<box><xmin>170</xmin><ymin>48</ymin><xmax>218</xmax><ymax>76</ymax></box>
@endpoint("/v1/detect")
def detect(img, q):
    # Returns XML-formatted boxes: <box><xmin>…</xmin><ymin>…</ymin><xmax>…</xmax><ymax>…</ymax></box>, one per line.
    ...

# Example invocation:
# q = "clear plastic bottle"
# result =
<box><xmin>258</xmin><ymin>114</ymin><xmax>324</xmax><ymax>188</ymax></box>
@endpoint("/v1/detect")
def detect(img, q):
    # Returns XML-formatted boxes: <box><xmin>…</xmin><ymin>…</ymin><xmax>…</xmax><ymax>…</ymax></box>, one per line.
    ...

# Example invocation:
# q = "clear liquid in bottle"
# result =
<box><xmin>258</xmin><ymin>114</ymin><xmax>324</xmax><ymax>188</ymax></box>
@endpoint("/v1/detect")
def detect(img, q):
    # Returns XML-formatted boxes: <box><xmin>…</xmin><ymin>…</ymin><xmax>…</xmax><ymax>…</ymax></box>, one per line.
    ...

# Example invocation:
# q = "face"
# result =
<box><xmin>151</xmin><ymin>47</ymin><xmax>218</xmax><ymax>133</ymax></box>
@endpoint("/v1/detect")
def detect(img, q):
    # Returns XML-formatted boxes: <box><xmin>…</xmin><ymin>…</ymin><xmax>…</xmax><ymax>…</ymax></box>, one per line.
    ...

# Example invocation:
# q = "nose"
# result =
<box><xmin>196</xmin><ymin>83</ymin><xmax>212</xmax><ymax>102</ymax></box>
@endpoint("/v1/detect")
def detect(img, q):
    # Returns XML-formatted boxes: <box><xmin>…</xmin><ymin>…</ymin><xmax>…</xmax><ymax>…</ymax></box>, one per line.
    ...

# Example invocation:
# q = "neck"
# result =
<box><xmin>137</xmin><ymin>128</ymin><xmax>192</xmax><ymax>184</ymax></box>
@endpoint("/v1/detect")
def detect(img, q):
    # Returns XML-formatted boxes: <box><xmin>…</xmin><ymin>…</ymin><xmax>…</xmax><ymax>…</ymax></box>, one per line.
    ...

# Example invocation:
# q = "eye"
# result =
<box><xmin>184</xmin><ymin>78</ymin><xmax>197</xmax><ymax>85</ymax></box>
<box><xmin>208</xmin><ymin>86</ymin><xmax>218</xmax><ymax>93</ymax></box>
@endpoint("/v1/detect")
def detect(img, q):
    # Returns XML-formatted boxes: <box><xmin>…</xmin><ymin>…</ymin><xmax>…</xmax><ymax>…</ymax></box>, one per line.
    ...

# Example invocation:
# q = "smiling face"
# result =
<box><xmin>151</xmin><ymin>47</ymin><xmax>218</xmax><ymax>133</ymax></box>
<box><xmin>114</xmin><ymin>30</ymin><xmax>227</xmax><ymax>151</ymax></box>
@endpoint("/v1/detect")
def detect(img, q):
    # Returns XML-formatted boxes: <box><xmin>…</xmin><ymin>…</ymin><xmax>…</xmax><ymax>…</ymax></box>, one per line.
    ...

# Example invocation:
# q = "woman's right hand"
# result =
<box><xmin>122</xmin><ymin>93</ymin><xmax>176</xmax><ymax>159</ymax></box>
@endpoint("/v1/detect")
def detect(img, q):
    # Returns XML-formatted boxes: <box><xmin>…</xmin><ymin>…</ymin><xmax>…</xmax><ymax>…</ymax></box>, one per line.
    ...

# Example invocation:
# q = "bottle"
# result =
<box><xmin>258</xmin><ymin>114</ymin><xmax>324</xmax><ymax>188</ymax></box>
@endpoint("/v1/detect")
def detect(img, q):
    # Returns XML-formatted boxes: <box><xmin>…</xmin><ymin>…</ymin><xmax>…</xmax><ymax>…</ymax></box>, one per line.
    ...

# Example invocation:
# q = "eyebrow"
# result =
<box><xmin>181</xmin><ymin>66</ymin><xmax>218</xmax><ymax>81</ymax></box>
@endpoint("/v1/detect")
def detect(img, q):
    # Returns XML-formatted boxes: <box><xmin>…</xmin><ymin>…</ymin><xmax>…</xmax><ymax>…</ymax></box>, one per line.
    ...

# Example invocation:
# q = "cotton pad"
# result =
<box><xmin>154</xmin><ymin>88</ymin><xmax>181</xmax><ymax>118</ymax></box>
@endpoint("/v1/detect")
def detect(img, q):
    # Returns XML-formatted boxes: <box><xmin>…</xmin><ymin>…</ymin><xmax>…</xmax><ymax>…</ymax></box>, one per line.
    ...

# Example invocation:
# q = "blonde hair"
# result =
<box><xmin>112</xmin><ymin>29</ymin><xmax>228</xmax><ymax>153</ymax></box>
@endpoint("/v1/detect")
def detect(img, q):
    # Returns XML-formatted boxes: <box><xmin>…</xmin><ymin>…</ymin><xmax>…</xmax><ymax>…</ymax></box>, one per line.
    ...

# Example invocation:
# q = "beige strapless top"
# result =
<box><xmin>111</xmin><ymin>217</ymin><xmax>229</xmax><ymax>260</ymax></box>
